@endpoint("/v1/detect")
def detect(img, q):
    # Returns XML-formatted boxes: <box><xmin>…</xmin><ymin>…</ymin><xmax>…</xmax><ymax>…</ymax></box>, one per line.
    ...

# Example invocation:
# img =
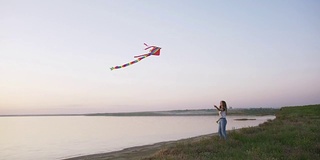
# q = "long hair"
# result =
<box><xmin>221</xmin><ymin>100</ymin><xmax>227</xmax><ymax>115</ymax></box>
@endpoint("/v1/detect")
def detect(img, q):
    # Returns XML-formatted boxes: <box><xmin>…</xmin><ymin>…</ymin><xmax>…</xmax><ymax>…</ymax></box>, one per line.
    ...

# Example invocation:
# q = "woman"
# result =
<box><xmin>214</xmin><ymin>100</ymin><xmax>227</xmax><ymax>140</ymax></box>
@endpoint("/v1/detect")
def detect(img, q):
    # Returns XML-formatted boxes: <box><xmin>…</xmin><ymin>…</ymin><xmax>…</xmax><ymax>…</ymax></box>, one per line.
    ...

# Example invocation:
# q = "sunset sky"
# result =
<box><xmin>1</xmin><ymin>0</ymin><xmax>319</xmax><ymax>115</ymax></box>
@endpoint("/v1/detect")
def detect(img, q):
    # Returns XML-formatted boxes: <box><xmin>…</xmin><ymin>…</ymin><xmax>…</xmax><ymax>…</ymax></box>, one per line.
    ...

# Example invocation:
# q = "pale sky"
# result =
<box><xmin>1</xmin><ymin>0</ymin><xmax>319</xmax><ymax>115</ymax></box>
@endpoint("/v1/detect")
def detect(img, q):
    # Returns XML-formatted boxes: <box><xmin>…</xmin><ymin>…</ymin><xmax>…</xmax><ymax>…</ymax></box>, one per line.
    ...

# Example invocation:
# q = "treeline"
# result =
<box><xmin>86</xmin><ymin>108</ymin><xmax>278</xmax><ymax>116</ymax></box>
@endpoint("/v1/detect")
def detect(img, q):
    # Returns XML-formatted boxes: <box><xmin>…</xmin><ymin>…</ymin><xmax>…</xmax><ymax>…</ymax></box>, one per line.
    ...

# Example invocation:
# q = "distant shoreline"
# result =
<box><xmin>0</xmin><ymin>108</ymin><xmax>278</xmax><ymax>117</ymax></box>
<box><xmin>0</xmin><ymin>114</ymin><xmax>84</xmax><ymax>117</ymax></box>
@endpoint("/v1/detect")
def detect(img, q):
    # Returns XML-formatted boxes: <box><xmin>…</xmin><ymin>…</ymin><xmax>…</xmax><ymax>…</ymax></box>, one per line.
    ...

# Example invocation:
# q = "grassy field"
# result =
<box><xmin>143</xmin><ymin>104</ymin><xmax>320</xmax><ymax>160</ymax></box>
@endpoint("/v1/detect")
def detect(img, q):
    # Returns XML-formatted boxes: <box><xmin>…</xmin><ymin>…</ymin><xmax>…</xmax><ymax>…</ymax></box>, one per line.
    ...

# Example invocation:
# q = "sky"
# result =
<box><xmin>1</xmin><ymin>0</ymin><xmax>319</xmax><ymax>115</ymax></box>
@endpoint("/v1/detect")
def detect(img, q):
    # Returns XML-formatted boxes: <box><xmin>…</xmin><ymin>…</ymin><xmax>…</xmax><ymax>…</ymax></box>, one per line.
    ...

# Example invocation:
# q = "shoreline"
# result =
<box><xmin>63</xmin><ymin>116</ymin><xmax>274</xmax><ymax>160</ymax></box>
<box><xmin>64</xmin><ymin>133</ymin><xmax>219</xmax><ymax>160</ymax></box>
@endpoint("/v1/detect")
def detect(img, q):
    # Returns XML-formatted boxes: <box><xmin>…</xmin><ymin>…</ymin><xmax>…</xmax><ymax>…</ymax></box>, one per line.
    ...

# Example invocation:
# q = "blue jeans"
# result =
<box><xmin>218</xmin><ymin>118</ymin><xmax>227</xmax><ymax>140</ymax></box>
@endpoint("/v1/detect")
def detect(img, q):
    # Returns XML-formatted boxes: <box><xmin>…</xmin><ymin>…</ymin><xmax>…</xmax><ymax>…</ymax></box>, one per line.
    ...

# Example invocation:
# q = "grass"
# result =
<box><xmin>228</xmin><ymin>108</ymin><xmax>279</xmax><ymax>116</ymax></box>
<box><xmin>143</xmin><ymin>104</ymin><xmax>320</xmax><ymax>160</ymax></box>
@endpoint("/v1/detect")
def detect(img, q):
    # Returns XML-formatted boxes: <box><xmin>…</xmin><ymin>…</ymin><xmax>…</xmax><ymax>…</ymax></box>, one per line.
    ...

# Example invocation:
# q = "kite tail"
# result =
<box><xmin>110</xmin><ymin>54</ymin><xmax>150</xmax><ymax>71</ymax></box>
<box><xmin>110</xmin><ymin>43</ymin><xmax>160</xmax><ymax>71</ymax></box>
<box><xmin>134</xmin><ymin>53</ymin><xmax>151</xmax><ymax>58</ymax></box>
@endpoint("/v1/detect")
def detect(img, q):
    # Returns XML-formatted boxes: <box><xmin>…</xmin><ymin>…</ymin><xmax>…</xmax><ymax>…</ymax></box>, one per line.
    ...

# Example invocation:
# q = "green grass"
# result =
<box><xmin>143</xmin><ymin>104</ymin><xmax>320</xmax><ymax>160</ymax></box>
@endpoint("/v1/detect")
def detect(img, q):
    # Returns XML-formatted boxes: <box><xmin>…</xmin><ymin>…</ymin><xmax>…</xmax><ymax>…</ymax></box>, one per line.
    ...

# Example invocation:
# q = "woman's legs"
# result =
<box><xmin>219</xmin><ymin>118</ymin><xmax>227</xmax><ymax>140</ymax></box>
<box><xmin>218</xmin><ymin>120</ymin><xmax>222</xmax><ymax>138</ymax></box>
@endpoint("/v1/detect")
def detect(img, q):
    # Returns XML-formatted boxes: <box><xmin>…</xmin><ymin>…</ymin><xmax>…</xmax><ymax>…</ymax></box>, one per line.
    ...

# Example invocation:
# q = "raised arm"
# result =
<box><xmin>214</xmin><ymin>105</ymin><xmax>225</xmax><ymax>111</ymax></box>
<box><xmin>214</xmin><ymin>105</ymin><xmax>222</xmax><ymax>111</ymax></box>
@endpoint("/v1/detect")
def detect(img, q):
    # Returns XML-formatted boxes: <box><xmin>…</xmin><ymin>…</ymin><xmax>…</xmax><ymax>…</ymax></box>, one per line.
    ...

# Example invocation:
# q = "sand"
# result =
<box><xmin>64</xmin><ymin>133</ymin><xmax>217</xmax><ymax>160</ymax></box>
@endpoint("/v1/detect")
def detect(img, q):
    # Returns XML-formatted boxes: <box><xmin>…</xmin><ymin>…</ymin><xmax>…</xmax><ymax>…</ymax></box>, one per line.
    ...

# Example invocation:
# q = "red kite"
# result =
<box><xmin>110</xmin><ymin>43</ymin><xmax>161</xmax><ymax>71</ymax></box>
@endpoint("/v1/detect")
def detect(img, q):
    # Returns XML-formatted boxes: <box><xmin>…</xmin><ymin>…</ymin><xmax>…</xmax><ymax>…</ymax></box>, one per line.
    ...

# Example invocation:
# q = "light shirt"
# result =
<box><xmin>219</xmin><ymin>110</ymin><xmax>227</xmax><ymax>118</ymax></box>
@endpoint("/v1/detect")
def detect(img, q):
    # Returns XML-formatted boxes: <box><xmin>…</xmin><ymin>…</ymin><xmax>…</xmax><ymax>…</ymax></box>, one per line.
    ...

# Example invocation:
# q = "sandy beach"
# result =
<box><xmin>64</xmin><ymin>133</ymin><xmax>217</xmax><ymax>160</ymax></box>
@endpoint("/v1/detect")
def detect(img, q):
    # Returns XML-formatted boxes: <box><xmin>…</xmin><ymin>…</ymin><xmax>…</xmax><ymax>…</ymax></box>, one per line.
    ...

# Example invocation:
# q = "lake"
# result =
<box><xmin>0</xmin><ymin>115</ymin><xmax>275</xmax><ymax>160</ymax></box>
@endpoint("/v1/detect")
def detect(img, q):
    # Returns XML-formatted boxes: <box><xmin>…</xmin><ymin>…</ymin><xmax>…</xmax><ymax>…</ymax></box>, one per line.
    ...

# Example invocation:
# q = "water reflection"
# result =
<box><xmin>0</xmin><ymin>115</ymin><xmax>275</xmax><ymax>160</ymax></box>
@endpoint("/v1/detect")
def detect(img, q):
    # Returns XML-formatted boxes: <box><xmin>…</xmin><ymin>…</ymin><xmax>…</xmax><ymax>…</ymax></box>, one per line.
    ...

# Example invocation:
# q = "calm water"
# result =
<box><xmin>0</xmin><ymin>115</ymin><xmax>275</xmax><ymax>160</ymax></box>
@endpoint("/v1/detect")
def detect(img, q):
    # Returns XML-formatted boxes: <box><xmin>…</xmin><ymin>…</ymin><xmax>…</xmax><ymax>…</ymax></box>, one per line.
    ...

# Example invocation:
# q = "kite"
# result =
<box><xmin>110</xmin><ymin>43</ymin><xmax>161</xmax><ymax>71</ymax></box>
